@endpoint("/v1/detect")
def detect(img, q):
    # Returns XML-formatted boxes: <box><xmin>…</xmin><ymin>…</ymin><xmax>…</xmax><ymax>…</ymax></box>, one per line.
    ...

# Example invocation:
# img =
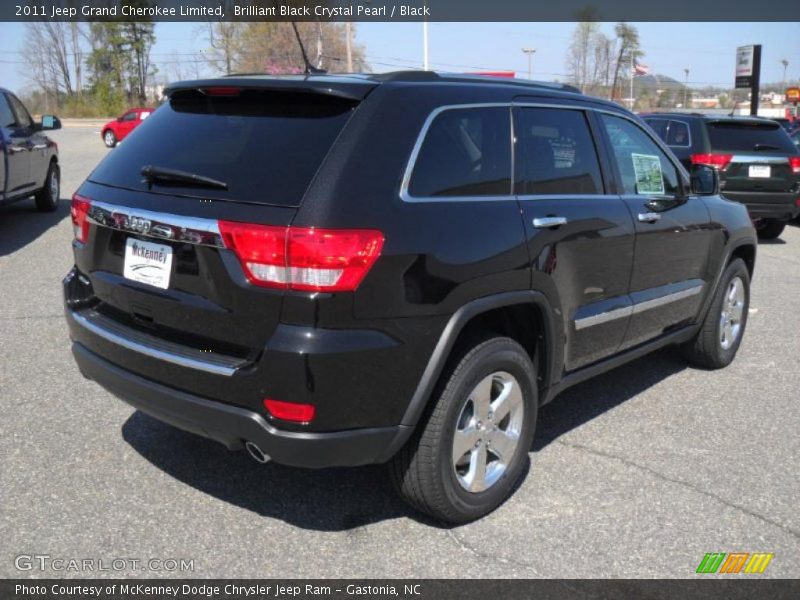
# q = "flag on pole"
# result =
<box><xmin>633</xmin><ymin>61</ymin><xmax>650</xmax><ymax>76</ymax></box>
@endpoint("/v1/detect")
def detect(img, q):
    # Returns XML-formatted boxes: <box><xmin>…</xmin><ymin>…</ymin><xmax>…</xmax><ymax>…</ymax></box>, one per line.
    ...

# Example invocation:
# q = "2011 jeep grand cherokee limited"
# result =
<box><xmin>64</xmin><ymin>72</ymin><xmax>756</xmax><ymax>523</ymax></box>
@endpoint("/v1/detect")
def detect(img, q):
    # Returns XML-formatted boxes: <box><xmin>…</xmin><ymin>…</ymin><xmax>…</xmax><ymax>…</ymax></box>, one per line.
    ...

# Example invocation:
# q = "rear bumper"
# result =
<box><xmin>72</xmin><ymin>342</ymin><xmax>411</xmax><ymax>468</ymax></box>
<box><xmin>722</xmin><ymin>191</ymin><xmax>800</xmax><ymax>220</ymax></box>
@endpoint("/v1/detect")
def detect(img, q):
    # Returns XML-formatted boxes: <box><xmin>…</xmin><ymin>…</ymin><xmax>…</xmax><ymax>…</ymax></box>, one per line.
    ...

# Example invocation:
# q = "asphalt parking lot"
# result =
<box><xmin>1</xmin><ymin>125</ymin><xmax>799</xmax><ymax>579</ymax></box>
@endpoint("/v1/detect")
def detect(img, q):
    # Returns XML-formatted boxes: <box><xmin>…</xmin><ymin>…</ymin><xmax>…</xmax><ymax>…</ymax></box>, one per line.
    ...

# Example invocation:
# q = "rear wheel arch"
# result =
<box><xmin>400</xmin><ymin>291</ymin><xmax>558</xmax><ymax>429</ymax></box>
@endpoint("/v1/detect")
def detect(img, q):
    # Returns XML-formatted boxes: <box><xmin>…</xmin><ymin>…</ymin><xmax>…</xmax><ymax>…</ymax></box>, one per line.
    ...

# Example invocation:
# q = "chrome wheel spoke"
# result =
<box><xmin>471</xmin><ymin>374</ymin><xmax>493</xmax><ymax>421</ymax></box>
<box><xmin>730</xmin><ymin>301</ymin><xmax>744</xmax><ymax>322</ymax></box>
<box><xmin>464</xmin><ymin>442</ymin><xmax>488</xmax><ymax>492</ymax></box>
<box><xmin>487</xmin><ymin>429</ymin><xmax>518</xmax><ymax>463</ymax></box>
<box><xmin>490</xmin><ymin>378</ymin><xmax>522</xmax><ymax>424</ymax></box>
<box><xmin>452</xmin><ymin>426</ymin><xmax>480</xmax><ymax>466</ymax></box>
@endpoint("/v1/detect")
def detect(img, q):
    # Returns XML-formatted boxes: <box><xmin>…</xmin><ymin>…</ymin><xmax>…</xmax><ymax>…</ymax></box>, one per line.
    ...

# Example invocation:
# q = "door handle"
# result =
<box><xmin>637</xmin><ymin>212</ymin><xmax>661</xmax><ymax>223</ymax></box>
<box><xmin>533</xmin><ymin>216</ymin><xmax>568</xmax><ymax>228</ymax></box>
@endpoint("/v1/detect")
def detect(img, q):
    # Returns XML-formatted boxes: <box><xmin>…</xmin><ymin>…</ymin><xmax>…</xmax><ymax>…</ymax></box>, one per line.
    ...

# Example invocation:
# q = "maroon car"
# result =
<box><xmin>101</xmin><ymin>107</ymin><xmax>154</xmax><ymax>148</ymax></box>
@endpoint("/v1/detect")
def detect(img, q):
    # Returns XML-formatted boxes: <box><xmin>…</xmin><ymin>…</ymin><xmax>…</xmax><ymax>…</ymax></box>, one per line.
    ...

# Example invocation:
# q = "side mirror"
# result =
<box><xmin>40</xmin><ymin>115</ymin><xmax>61</xmax><ymax>131</ymax></box>
<box><xmin>690</xmin><ymin>164</ymin><xmax>718</xmax><ymax>196</ymax></box>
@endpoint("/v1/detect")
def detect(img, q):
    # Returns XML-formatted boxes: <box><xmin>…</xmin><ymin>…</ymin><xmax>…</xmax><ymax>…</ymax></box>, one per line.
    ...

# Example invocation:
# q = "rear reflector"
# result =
<box><xmin>263</xmin><ymin>399</ymin><xmax>316</xmax><ymax>423</ymax></box>
<box><xmin>690</xmin><ymin>153</ymin><xmax>733</xmax><ymax>170</ymax></box>
<box><xmin>218</xmin><ymin>221</ymin><xmax>384</xmax><ymax>292</ymax></box>
<box><xmin>789</xmin><ymin>156</ymin><xmax>800</xmax><ymax>174</ymax></box>
<box><xmin>71</xmin><ymin>194</ymin><xmax>91</xmax><ymax>243</ymax></box>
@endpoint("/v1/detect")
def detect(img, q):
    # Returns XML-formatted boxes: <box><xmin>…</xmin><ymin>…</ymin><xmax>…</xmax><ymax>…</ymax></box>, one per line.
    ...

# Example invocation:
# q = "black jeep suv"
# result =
<box><xmin>643</xmin><ymin>113</ymin><xmax>800</xmax><ymax>240</ymax></box>
<box><xmin>64</xmin><ymin>73</ymin><xmax>756</xmax><ymax>523</ymax></box>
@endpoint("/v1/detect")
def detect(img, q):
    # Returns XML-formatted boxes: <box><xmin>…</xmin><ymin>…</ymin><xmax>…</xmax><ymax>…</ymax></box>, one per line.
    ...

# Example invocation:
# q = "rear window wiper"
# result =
<box><xmin>753</xmin><ymin>143</ymin><xmax>782</xmax><ymax>151</ymax></box>
<box><xmin>141</xmin><ymin>165</ymin><xmax>228</xmax><ymax>190</ymax></box>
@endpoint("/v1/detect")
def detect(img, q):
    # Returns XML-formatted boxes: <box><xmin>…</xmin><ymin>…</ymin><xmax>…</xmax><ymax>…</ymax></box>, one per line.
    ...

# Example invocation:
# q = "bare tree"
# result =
<box><xmin>21</xmin><ymin>22</ymin><xmax>77</xmax><ymax>98</ymax></box>
<box><xmin>566</xmin><ymin>10</ymin><xmax>599</xmax><ymax>93</ymax></box>
<box><xmin>207</xmin><ymin>22</ymin><xmax>242</xmax><ymax>75</ymax></box>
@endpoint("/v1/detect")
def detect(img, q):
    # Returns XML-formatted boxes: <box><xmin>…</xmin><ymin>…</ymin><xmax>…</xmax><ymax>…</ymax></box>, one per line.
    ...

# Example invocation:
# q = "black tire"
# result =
<box><xmin>34</xmin><ymin>162</ymin><xmax>59</xmax><ymax>213</ymax></box>
<box><xmin>682</xmin><ymin>258</ymin><xmax>750</xmax><ymax>369</ymax></box>
<box><xmin>390</xmin><ymin>336</ymin><xmax>537</xmax><ymax>524</ymax></box>
<box><xmin>103</xmin><ymin>129</ymin><xmax>117</xmax><ymax>148</ymax></box>
<box><xmin>756</xmin><ymin>219</ymin><xmax>786</xmax><ymax>240</ymax></box>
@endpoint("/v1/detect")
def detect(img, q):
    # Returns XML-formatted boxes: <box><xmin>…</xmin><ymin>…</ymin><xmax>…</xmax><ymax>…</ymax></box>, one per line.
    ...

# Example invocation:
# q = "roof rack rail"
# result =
<box><xmin>370</xmin><ymin>70</ymin><xmax>582</xmax><ymax>94</ymax></box>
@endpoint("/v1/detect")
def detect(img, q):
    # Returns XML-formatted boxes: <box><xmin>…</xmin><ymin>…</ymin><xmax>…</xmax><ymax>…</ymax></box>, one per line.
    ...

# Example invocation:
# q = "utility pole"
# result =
<box><xmin>423</xmin><ymin>21</ymin><xmax>429</xmax><ymax>70</ymax></box>
<box><xmin>630</xmin><ymin>56</ymin><xmax>635</xmax><ymax>110</ymax></box>
<box><xmin>345</xmin><ymin>22</ymin><xmax>353</xmax><ymax>72</ymax></box>
<box><xmin>781</xmin><ymin>59</ymin><xmax>789</xmax><ymax>90</ymax></box>
<box><xmin>683</xmin><ymin>68</ymin><xmax>689</xmax><ymax>108</ymax></box>
<box><xmin>522</xmin><ymin>48</ymin><xmax>536</xmax><ymax>79</ymax></box>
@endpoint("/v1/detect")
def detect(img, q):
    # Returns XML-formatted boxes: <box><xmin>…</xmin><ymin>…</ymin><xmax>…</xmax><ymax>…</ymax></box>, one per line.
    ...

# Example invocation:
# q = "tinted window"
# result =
<box><xmin>645</xmin><ymin>118</ymin><xmax>668</xmax><ymax>140</ymax></box>
<box><xmin>7</xmin><ymin>94</ymin><xmax>32</xmax><ymax>128</ymax></box>
<box><xmin>121</xmin><ymin>111</ymin><xmax>138</xmax><ymax>122</ymax></box>
<box><xmin>89</xmin><ymin>90</ymin><xmax>357</xmax><ymax>207</ymax></box>
<box><xmin>600</xmin><ymin>114</ymin><xmax>680</xmax><ymax>196</ymax></box>
<box><xmin>517</xmin><ymin>108</ymin><xmax>603</xmax><ymax>195</ymax></box>
<box><xmin>0</xmin><ymin>94</ymin><xmax>15</xmax><ymax>128</ymax></box>
<box><xmin>666</xmin><ymin>120</ymin><xmax>690</xmax><ymax>146</ymax></box>
<box><xmin>707</xmin><ymin>122</ymin><xmax>796</xmax><ymax>153</ymax></box>
<box><xmin>409</xmin><ymin>107</ymin><xmax>511</xmax><ymax>197</ymax></box>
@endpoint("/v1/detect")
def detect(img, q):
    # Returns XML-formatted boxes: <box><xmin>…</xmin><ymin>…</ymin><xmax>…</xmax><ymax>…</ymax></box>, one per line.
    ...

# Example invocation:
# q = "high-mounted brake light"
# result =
<box><xmin>218</xmin><ymin>221</ymin><xmax>384</xmax><ymax>292</ymax></box>
<box><xmin>691</xmin><ymin>153</ymin><xmax>733</xmax><ymax>170</ymax></box>
<box><xmin>789</xmin><ymin>156</ymin><xmax>800</xmax><ymax>174</ymax></box>
<box><xmin>71</xmin><ymin>194</ymin><xmax>91</xmax><ymax>243</ymax></box>
<box><xmin>263</xmin><ymin>399</ymin><xmax>316</xmax><ymax>423</ymax></box>
<box><xmin>200</xmin><ymin>86</ymin><xmax>242</xmax><ymax>97</ymax></box>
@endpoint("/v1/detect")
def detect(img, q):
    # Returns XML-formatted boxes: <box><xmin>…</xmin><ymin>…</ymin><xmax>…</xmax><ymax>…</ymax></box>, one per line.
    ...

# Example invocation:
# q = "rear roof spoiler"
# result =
<box><xmin>164</xmin><ymin>76</ymin><xmax>377</xmax><ymax>102</ymax></box>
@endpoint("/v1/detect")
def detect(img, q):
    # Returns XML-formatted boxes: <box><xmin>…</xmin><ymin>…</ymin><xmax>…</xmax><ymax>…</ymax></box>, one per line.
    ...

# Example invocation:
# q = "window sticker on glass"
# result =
<box><xmin>631</xmin><ymin>153</ymin><xmax>664</xmax><ymax>195</ymax></box>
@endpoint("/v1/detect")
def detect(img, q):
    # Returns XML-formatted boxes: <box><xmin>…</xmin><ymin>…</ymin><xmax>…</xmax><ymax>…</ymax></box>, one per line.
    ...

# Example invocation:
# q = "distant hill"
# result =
<box><xmin>632</xmin><ymin>74</ymin><xmax>686</xmax><ymax>93</ymax></box>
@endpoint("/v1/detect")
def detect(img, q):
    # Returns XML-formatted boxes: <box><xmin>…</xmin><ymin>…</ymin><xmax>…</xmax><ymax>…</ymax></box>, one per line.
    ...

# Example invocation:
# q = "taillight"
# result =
<box><xmin>789</xmin><ymin>156</ymin><xmax>800</xmax><ymax>174</ymax></box>
<box><xmin>263</xmin><ymin>399</ymin><xmax>316</xmax><ymax>423</ymax></box>
<box><xmin>71</xmin><ymin>194</ymin><xmax>91</xmax><ymax>243</ymax></box>
<box><xmin>218</xmin><ymin>221</ymin><xmax>384</xmax><ymax>292</ymax></box>
<box><xmin>691</xmin><ymin>153</ymin><xmax>733</xmax><ymax>170</ymax></box>
<box><xmin>200</xmin><ymin>86</ymin><xmax>241</xmax><ymax>97</ymax></box>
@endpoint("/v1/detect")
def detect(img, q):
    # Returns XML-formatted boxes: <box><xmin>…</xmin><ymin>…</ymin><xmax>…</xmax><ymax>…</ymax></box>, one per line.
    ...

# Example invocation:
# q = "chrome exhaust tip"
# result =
<box><xmin>245</xmin><ymin>441</ymin><xmax>271</xmax><ymax>464</ymax></box>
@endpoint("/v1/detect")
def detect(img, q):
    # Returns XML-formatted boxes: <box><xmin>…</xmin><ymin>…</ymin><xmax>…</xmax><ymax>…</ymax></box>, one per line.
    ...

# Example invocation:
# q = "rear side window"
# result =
<box><xmin>645</xmin><ymin>118</ymin><xmax>668</xmax><ymax>139</ymax></box>
<box><xmin>408</xmin><ymin>107</ymin><xmax>511</xmax><ymax>198</ymax></box>
<box><xmin>666</xmin><ymin>121</ymin><xmax>690</xmax><ymax>146</ymax></box>
<box><xmin>707</xmin><ymin>122</ymin><xmax>795</xmax><ymax>153</ymax></box>
<box><xmin>89</xmin><ymin>89</ymin><xmax>357</xmax><ymax>207</ymax></box>
<box><xmin>645</xmin><ymin>119</ymin><xmax>691</xmax><ymax>147</ymax></box>
<box><xmin>516</xmin><ymin>107</ymin><xmax>603</xmax><ymax>195</ymax></box>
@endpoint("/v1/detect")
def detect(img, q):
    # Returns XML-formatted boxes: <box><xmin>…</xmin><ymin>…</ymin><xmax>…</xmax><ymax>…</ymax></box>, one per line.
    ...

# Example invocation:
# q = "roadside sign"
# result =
<box><xmin>735</xmin><ymin>45</ymin><xmax>757</xmax><ymax>89</ymax></box>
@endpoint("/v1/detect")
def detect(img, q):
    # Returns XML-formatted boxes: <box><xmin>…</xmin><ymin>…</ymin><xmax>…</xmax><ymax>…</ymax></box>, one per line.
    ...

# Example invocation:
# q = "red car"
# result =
<box><xmin>101</xmin><ymin>107</ymin><xmax>154</xmax><ymax>148</ymax></box>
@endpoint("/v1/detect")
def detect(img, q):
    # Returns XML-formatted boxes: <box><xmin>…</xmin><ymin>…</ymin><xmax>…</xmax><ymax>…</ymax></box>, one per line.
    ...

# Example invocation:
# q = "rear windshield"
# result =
<box><xmin>88</xmin><ymin>89</ymin><xmax>357</xmax><ymax>206</ymax></box>
<box><xmin>707</xmin><ymin>122</ymin><xmax>796</xmax><ymax>153</ymax></box>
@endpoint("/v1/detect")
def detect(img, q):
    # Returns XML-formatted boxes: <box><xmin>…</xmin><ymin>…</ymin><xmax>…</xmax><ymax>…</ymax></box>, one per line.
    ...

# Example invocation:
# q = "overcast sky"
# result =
<box><xmin>2</xmin><ymin>21</ymin><xmax>799</xmax><ymax>93</ymax></box>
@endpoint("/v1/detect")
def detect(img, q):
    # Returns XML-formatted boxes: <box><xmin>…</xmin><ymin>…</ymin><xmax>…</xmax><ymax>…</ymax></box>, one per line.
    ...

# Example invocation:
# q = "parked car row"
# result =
<box><xmin>642</xmin><ymin>112</ymin><xmax>800</xmax><ymax>240</ymax></box>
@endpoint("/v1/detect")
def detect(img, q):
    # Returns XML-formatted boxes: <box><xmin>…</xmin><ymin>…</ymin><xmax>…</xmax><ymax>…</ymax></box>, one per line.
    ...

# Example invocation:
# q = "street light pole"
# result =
<box><xmin>683</xmin><ymin>68</ymin><xmax>689</xmax><ymax>108</ymax></box>
<box><xmin>522</xmin><ymin>47</ymin><xmax>536</xmax><ymax>80</ymax></box>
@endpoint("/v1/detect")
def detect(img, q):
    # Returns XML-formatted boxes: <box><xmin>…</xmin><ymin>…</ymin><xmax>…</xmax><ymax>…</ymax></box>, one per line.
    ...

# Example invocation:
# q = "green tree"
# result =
<box><xmin>610</xmin><ymin>22</ymin><xmax>643</xmax><ymax>102</ymax></box>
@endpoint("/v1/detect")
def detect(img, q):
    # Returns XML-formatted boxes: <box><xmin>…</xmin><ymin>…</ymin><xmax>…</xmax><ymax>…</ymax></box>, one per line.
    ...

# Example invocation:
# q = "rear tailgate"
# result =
<box><xmin>707</xmin><ymin>120</ymin><xmax>800</xmax><ymax>200</ymax></box>
<box><xmin>67</xmin><ymin>83</ymin><xmax>367</xmax><ymax>405</ymax></box>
